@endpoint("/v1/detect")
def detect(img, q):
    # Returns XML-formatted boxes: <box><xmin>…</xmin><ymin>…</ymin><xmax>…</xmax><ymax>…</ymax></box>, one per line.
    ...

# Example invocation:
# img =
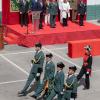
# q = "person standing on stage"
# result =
<box><xmin>38</xmin><ymin>0</ymin><xmax>46</xmax><ymax>29</ymax></box>
<box><xmin>48</xmin><ymin>0</ymin><xmax>58</xmax><ymax>28</ymax></box>
<box><xmin>58</xmin><ymin>0</ymin><xmax>63</xmax><ymax>23</ymax></box>
<box><xmin>62</xmin><ymin>66</ymin><xmax>77</xmax><ymax>100</ymax></box>
<box><xmin>44</xmin><ymin>0</ymin><xmax>50</xmax><ymax>25</ymax></box>
<box><xmin>18</xmin><ymin>43</ymin><xmax>45</xmax><ymax>96</ymax></box>
<box><xmin>77</xmin><ymin>45</ymin><xmax>92</xmax><ymax>90</ymax></box>
<box><xmin>31</xmin><ymin>0</ymin><xmax>44</xmax><ymax>30</ymax></box>
<box><xmin>60</xmin><ymin>0</ymin><xmax>70</xmax><ymax>26</ymax></box>
<box><xmin>68</xmin><ymin>0</ymin><xmax>78</xmax><ymax>22</ymax></box>
<box><xmin>19</xmin><ymin>0</ymin><xmax>29</xmax><ymax>27</ymax></box>
<box><xmin>30</xmin><ymin>53</ymin><xmax>55</xmax><ymax>99</ymax></box>
<box><xmin>46</xmin><ymin>62</ymin><xmax>65</xmax><ymax>100</ymax></box>
<box><xmin>78</xmin><ymin>0</ymin><xmax>86</xmax><ymax>26</ymax></box>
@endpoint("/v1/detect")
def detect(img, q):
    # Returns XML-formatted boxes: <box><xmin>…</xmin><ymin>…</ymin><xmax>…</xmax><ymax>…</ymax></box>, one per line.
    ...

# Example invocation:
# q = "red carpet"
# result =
<box><xmin>4</xmin><ymin>21</ymin><xmax>100</xmax><ymax>47</ymax></box>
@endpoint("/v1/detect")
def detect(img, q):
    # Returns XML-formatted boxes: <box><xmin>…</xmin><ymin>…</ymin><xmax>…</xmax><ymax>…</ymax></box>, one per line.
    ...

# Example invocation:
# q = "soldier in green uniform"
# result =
<box><xmin>68</xmin><ymin>0</ymin><xmax>78</xmax><ymax>22</ymax></box>
<box><xmin>30</xmin><ymin>53</ymin><xmax>55</xmax><ymax>99</ymax></box>
<box><xmin>18</xmin><ymin>42</ymin><xmax>45</xmax><ymax>96</ymax></box>
<box><xmin>62</xmin><ymin>66</ymin><xmax>77</xmax><ymax>100</ymax></box>
<box><xmin>46</xmin><ymin>62</ymin><xmax>65</xmax><ymax>100</ymax></box>
<box><xmin>48</xmin><ymin>0</ymin><xmax>58</xmax><ymax>28</ymax></box>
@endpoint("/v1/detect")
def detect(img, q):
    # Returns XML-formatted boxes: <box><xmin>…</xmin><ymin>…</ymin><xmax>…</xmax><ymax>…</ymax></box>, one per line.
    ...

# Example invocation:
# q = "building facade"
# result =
<box><xmin>87</xmin><ymin>0</ymin><xmax>100</xmax><ymax>20</ymax></box>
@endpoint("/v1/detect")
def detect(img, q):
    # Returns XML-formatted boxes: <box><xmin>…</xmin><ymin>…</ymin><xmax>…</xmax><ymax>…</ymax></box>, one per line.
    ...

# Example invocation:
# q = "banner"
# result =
<box><xmin>10</xmin><ymin>0</ymin><xmax>20</xmax><ymax>12</ymax></box>
<box><xmin>10</xmin><ymin>0</ymin><xmax>31</xmax><ymax>12</ymax></box>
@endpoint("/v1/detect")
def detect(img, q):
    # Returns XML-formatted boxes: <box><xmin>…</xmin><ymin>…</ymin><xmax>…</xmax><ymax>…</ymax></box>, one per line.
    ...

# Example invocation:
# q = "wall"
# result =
<box><xmin>87</xmin><ymin>0</ymin><xmax>100</xmax><ymax>20</ymax></box>
<box><xmin>0</xmin><ymin>0</ymin><xmax>2</xmax><ymax>24</ymax></box>
<box><xmin>2</xmin><ymin>0</ymin><xmax>19</xmax><ymax>25</ymax></box>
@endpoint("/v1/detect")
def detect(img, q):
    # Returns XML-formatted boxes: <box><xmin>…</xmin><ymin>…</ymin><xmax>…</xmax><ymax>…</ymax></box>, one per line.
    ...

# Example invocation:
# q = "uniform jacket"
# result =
<box><xmin>19</xmin><ymin>0</ymin><xmax>29</xmax><ymax>13</ymax></box>
<box><xmin>31</xmin><ymin>51</ymin><xmax>45</xmax><ymax>74</ymax></box>
<box><xmin>68</xmin><ymin>0</ymin><xmax>78</xmax><ymax>10</ymax></box>
<box><xmin>65</xmin><ymin>74</ymin><xmax>77</xmax><ymax>93</ymax></box>
<box><xmin>31</xmin><ymin>0</ymin><xmax>43</xmax><ymax>11</ymax></box>
<box><xmin>83</xmin><ymin>54</ymin><xmax>92</xmax><ymax>73</ymax></box>
<box><xmin>53</xmin><ymin>70</ymin><xmax>65</xmax><ymax>93</ymax></box>
<box><xmin>63</xmin><ymin>74</ymin><xmax>77</xmax><ymax>99</ymax></box>
<box><xmin>78</xmin><ymin>3</ymin><xmax>86</xmax><ymax>15</ymax></box>
<box><xmin>44</xmin><ymin>61</ymin><xmax>55</xmax><ymax>81</ymax></box>
<box><xmin>48</xmin><ymin>2</ymin><xmax>58</xmax><ymax>15</ymax></box>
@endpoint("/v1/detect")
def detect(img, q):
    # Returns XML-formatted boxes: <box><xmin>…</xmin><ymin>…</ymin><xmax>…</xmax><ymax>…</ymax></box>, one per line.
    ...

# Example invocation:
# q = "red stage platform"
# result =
<box><xmin>4</xmin><ymin>21</ymin><xmax>100</xmax><ymax>47</ymax></box>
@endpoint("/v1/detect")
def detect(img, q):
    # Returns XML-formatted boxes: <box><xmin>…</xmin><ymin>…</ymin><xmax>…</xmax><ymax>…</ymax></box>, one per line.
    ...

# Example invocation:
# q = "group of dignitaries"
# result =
<box><xmin>18</xmin><ymin>42</ymin><xmax>92</xmax><ymax>100</ymax></box>
<box><xmin>19</xmin><ymin>0</ymin><xmax>87</xmax><ymax>28</ymax></box>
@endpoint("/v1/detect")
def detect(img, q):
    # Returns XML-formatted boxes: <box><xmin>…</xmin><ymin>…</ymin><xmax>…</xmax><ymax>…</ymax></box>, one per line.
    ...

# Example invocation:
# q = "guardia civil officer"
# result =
<box><xmin>46</xmin><ymin>62</ymin><xmax>65</xmax><ymax>100</ymax></box>
<box><xmin>30</xmin><ymin>53</ymin><xmax>55</xmax><ymax>99</ymax></box>
<box><xmin>62</xmin><ymin>66</ymin><xmax>77</xmax><ymax>100</ymax></box>
<box><xmin>78</xmin><ymin>0</ymin><xmax>86</xmax><ymax>26</ymax></box>
<box><xmin>18</xmin><ymin>42</ymin><xmax>45</xmax><ymax>96</ymax></box>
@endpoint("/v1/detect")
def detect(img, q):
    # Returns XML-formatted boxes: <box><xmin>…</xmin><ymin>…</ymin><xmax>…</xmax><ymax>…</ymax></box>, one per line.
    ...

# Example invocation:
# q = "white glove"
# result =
<box><xmin>86</xmin><ymin>71</ymin><xmax>89</xmax><ymax>74</ymax></box>
<box><xmin>36</xmin><ymin>73</ymin><xmax>40</xmax><ymax>77</ymax></box>
<box><xmin>31</xmin><ymin>63</ymin><xmax>33</xmax><ymax>67</ymax></box>
<box><xmin>60</xmin><ymin>92</ymin><xmax>64</xmax><ymax>95</ymax></box>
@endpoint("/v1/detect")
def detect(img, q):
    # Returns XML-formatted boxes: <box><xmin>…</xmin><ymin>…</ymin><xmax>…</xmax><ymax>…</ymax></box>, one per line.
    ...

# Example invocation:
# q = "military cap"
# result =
<box><xmin>46</xmin><ymin>53</ymin><xmax>53</xmax><ymax>58</ymax></box>
<box><xmin>35</xmin><ymin>42</ymin><xmax>42</xmax><ymax>48</ymax></box>
<box><xmin>69</xmin><ymin>66</ymin><xmax>77</xmax><ymax>72</ymax></box>
<box><xmin>57</xmin><ymin>62</ymin><xmax>65</xmax><ymax>68</ymax></box>
<box><xmin>84</xmin><ymin>45</ymin><xmax>92</xmax><ymax>51</ymax></box>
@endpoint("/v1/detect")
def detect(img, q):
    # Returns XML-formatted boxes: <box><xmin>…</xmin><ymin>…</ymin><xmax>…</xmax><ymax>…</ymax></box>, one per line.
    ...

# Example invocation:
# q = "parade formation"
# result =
<box><xmin>17</xmin><ymin>43</ymin><xmax>93</xmax><ymax>100</ymax></box>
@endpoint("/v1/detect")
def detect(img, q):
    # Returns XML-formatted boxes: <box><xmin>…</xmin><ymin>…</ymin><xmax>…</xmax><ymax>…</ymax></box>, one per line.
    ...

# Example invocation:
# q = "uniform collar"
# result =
<box><xmin>36</xmin><ymin>50</ymin><xmax>42</xmax><ymax>54</ymax></box>
<box><xmin>68</xmin><ymin>74</ymin><xmax>74</xmax><ymax>78</ymax></box>
<box><xmin>47</xmin><ymin>60</ymin><xmax>52</xmax><ymax>64</ymax></box>
<box><xmin>57</xmin><ymin>70</ymin><xmax>62</xmax><ymax>73</ymax></box>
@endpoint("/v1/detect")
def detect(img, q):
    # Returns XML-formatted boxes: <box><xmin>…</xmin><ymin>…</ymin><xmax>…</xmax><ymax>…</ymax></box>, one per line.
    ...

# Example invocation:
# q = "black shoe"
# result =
<box><xmin>83</xmin><ymin>87</ymin><xmax>90</xmax><ymax>90</ymax></box>
<box><xmin>39</xmin><ymin>27</ymin><xmax>43</xmax><ymax>29</ymax></box>
<box><xmin>50</xmin><ymin>26</ymin><xmax>56</xmax><ymax>28</ymax></box>
<box><xmin>18</xmin><ymin>91</ymin><xmax>27</xmax><ymax>97</ymax></box>
<box><xmin>30</xmin><ymin>95</ymin><xmax>37</xmax><ymax>99</ymax></box>
<box><xmin>21</xmin><ymin>25</ymin><xmax>23</xmax><ymax>27</ymax></box>
<box><xmin>79</xmin><ymin>24</ymin><xmax>84</xmax><ymax>26</ymax></box>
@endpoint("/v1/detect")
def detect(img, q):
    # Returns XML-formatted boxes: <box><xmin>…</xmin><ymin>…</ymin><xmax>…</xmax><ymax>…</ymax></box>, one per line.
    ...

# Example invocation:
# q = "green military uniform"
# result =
<box><xmin>62</xmin><ymin>74</ymin><xmax>77</xmax><ymax>100</ymax></box>
<box><xmin>20</xmin><ymin>50</ymin><xmax>45</xmax><ymax>95</ymax></box>
<box><xmin>46</xmin><ymin>70</ymin><xmax>65</xmax><ymax>100</ymax></box>
<box><xmin>48</xmin><ymin>1</ymin><xmax>58</xmax><ymax>28</ymax></box>
<box><xmin>68</xmin><ymin>0</ymin><xmax>78</xmax><ymax>21</ymax></box>
<box><xmin>33</xmin><ymin>60</ymin><xmax>55</xmax><ymax>98</ymax></box>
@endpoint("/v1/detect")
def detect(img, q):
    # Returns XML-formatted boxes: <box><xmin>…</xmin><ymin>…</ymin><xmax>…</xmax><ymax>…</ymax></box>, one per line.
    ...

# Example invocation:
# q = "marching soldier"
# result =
<box><xmin>77</xmin><ymin>45</ymin><xmax>92</xmax><ymax>89</ymax></box>
<box><xmin>30</xmin><ymin>53</ymin><xmax>55</xmax><ymax>99</ymax></box>
<box><xmin>18</xmin><ymin>42</ymin><xmax>45</xmax><ymax>96</ymax></box>
<box><xmin>46</xmin><ymin>62</ymin><xmax>65</xmax><ymax>100</ymax></box>
<box><xmin>19</xmin><ymin>0</ymin><xmax>29</xmax><ymax>27</ymax></box>
<box><xmin>68</xmin><ymin>0</ymin><xmax>78</xmax><ymax>22</ymax></box>
<box><xmin>78</xmin><ymin>0</ymin><xmax>86</xmax><ymax>26</ymax></box>
<box><xmin>62</xmin><ymin>66</ymin><xmax>77</xmax><ymax>100</ymax></box>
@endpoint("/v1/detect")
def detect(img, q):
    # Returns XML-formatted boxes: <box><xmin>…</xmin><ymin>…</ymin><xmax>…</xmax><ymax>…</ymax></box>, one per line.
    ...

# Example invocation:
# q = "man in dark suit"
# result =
<box><xmin>19</xmin><ymin>0</ymin><xmax>29</xmax><ymax>27</ymax></box>
<box><xmin>31</xmin><ymin>0</ymin><xmax>45</xmax><ymax>29</ymax></box>
<box><xmin>78</xmin><ymin>0</ymin><xmax>86</xmax><ymax>26</ymax></box>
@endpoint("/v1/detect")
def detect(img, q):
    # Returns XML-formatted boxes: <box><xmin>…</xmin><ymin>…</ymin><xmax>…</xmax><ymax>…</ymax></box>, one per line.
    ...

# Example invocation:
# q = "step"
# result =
<box><xmin>4</xmin><ymin>37</ymin><xmax>17</xmax><ymax>44</ymax></box>
<box><xmin>7</xmin><ymin>33</ymin><xmax>19</xmax><ymax>40</ymax></box>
